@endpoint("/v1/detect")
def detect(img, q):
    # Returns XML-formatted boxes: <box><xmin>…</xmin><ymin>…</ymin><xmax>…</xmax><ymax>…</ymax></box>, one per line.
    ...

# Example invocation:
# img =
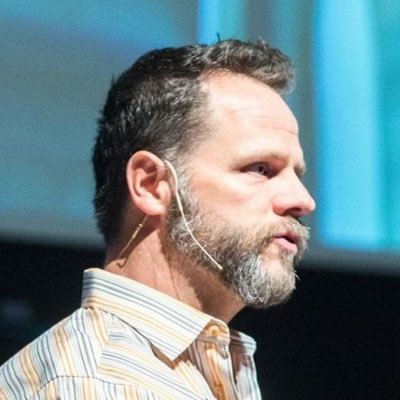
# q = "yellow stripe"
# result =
<box><xmin>89</xmin><ymin>307</ymin><xmax>109</xmax><ymax>346</ymax></box>
<box><xmin>82</xmin><ymin>377</ymin><xmax>96</xmax><ymax>399</ymax></box>
<box><xmin>205</xmin><ymin>342</ymin><xmax>230</xmax><ymax>400</ymax></box>
<box><xmin>20</xmin><ymin>346</ymin><xmax>40</xmax><ymax>392</ymax></box>
<box><xmin>81</xmin><ymin>306</ymin><xmax>109</xmax><ymax>361</ymax></box>
<box><xmin>44</xmin><ymin>379</ymin><xmax>56</xmax><ymax>398</ymax></box>
<box><xmin>54</xmin><ymin>323</ymin><xmax>76</xmax><ymax>376</ymax></box>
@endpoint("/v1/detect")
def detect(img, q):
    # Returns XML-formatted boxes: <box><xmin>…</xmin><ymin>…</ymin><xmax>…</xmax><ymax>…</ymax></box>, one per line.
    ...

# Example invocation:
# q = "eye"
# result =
<box><xmin>246</xmin><ymin>162</ymin><xmax>272</xmax><ymax>177</ymax></box>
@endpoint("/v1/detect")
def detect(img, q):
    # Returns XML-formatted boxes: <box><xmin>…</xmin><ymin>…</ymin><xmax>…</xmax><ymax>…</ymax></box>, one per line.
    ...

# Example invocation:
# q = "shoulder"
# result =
<box><xmin>0</xmin><ymin>308</ymin><xmax>89</xmax><ymax>397</ymax></box>
<box><xmin>0</xmin><ymin>307</ymin><xmax>118</xmax><ymax>399</ymax></box>
<box><xmin>0</xmin><ymin>307</ymin><xmax>186</xmax><ymax>400</ymax></box>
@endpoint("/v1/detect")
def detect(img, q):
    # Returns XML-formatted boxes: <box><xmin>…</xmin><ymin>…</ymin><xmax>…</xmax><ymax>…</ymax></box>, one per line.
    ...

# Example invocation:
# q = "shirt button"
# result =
<box><xmin>207</xmin><ymin>325</ymin><xmax>221</xmax><ymax>336</ymax></box>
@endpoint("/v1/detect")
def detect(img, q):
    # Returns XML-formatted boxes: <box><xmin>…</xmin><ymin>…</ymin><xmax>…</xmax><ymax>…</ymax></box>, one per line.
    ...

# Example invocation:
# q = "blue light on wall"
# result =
<box><xmin>313</xmin><ymin>0</ymin><xmax>385</xmax><ymax>250</ymax></box>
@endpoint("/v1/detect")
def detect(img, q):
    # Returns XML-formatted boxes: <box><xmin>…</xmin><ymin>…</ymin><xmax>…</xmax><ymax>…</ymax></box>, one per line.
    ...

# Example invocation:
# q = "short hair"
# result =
<box><xmin>93</xmin><ymin>39</ymin><xmax>294</xmax><ymax>244</ymax></box>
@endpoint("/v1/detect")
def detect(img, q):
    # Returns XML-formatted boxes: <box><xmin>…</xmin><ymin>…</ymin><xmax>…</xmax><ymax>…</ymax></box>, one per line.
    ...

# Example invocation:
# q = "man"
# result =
<box><xmin>0</xmin><ymin>39</ymin><xmax>315</xmax><ymax>399</ymax></box>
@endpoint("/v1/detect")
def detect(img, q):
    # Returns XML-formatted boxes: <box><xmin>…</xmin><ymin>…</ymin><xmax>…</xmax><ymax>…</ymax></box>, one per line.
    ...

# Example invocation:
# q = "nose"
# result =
<box><xmin>272</xmin><ymin>176</ymin><xmax>316</xmax><ymax>218</ymax></box>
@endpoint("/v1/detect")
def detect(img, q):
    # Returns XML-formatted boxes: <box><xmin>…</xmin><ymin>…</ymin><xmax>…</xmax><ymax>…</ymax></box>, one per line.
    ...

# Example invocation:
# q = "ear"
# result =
<box><xmin>125</xmin><ymin>151</ymin><xmax>172</xmax><ymax>216</ymax></box>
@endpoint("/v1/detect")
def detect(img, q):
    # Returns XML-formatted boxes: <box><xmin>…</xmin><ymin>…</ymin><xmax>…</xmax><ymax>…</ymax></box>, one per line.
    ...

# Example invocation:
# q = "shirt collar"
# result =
<box><xmin>81</xmin><ymin>268</ymin><xmax>222</xmax><ymax>360</ymax></box>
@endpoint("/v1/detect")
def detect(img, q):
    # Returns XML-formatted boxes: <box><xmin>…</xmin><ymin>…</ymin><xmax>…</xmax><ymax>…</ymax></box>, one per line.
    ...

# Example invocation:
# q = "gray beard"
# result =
<box><xmin>165</xmin><ymin>175</ymin><xmax>309</xmax><ymax>308</ymax></box>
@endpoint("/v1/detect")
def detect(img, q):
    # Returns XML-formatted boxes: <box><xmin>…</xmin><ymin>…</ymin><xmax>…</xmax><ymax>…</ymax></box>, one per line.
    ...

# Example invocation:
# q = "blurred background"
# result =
<box><xmin>0</xmin><ymin>1</ymin><xmax>399</xmax><ymax>399</ymax></box>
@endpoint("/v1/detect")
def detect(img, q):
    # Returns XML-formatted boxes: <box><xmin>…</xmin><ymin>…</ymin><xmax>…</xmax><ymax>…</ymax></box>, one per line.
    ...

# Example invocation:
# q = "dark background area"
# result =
<box><xmin>0</xmin><ymin>239</ymin><xmax>399</xmax><ymax>400</ymax></box>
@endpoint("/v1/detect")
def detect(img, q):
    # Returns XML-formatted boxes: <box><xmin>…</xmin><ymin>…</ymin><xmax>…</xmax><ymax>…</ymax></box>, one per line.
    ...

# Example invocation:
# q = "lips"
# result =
<box><xmin>272</xmin><ymin>232</ymin><xmax>299</xmax><ymax>252</ymax></box>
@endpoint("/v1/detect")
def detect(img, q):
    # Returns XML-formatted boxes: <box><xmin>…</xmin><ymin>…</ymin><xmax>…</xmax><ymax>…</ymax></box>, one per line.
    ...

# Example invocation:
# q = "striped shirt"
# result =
<box><xmin>0</xmin><ymin>268</ymin><xmax>261</xmax><ymax>399</ymax></box>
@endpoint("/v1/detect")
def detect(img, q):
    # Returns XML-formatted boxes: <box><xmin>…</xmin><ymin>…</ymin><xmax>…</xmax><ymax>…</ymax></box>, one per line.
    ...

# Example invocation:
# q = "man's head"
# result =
<box><xmin>93</xmin><ymin>39</ymin><xmax>315</xmax><ymax>308</ymax></box>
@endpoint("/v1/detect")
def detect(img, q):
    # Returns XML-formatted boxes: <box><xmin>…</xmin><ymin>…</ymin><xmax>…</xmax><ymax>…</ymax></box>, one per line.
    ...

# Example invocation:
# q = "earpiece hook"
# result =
<box><xmin>163</xmin><ymin>159</ymin><xmax>223</xmax><ymax>271</ymax></box>
<box><xmin>117</xmin><ymin>214</ymin><xmax>148</xmax><ymax>261</ymax></box>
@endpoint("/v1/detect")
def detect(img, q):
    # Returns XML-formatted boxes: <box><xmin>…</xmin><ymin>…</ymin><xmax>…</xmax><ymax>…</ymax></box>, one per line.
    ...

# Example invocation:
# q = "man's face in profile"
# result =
<box><xmin>165</xmin><ymin>73</ymin><xmax>316</xmax><ymax>308</ymax></box>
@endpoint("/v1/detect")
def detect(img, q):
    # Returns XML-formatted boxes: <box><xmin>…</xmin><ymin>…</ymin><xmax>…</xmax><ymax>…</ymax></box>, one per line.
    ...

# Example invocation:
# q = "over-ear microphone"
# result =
<box><xmin>117</xmin><ymin>214</ymin><xmax>148</xmax><ymax>261</ymax></box>
<box><xmin>163</xmin><ymin>159</ymin><xmax>223</xmax><ymax>271</ymax></box>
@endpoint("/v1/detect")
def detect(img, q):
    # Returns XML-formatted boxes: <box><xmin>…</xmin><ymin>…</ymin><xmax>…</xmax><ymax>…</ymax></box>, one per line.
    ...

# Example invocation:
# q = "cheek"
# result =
<box><xmin>194</xmin><ymin>175</ymin><xmax>274</xmax><ymax>217</ymax></box>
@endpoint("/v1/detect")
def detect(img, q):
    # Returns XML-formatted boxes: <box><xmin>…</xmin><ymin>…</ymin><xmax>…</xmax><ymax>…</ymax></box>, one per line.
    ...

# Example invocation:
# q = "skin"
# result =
<box><xmin>105</xmin><ymin>72</ymin><xmax>316</xmax><ymax>323</ymax></box>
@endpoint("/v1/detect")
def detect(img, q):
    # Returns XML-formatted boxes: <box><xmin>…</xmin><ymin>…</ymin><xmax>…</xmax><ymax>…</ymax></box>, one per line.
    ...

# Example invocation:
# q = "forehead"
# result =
<box><xmin>203</xmin><ymin>72</ymin><xmax>298</xmax><ymax>134</ymax></box>
<box><xmin>196</xmin><ymin>73</ymin><xmax>304</xmax><ymax>163</ymax></box>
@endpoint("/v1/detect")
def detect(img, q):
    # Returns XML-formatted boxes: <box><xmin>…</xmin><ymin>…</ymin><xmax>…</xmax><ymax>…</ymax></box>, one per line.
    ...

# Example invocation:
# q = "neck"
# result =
<box><xmin>104</xmin><ymin>230</ymin><xmax>244</xmax><ymax>323</ymax></box>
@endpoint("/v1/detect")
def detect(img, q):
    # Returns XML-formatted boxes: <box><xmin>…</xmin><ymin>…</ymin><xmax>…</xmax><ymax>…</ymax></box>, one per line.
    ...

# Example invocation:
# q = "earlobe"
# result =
<box><xmin>126</xmin><ymin>151</ymin><xmax>171</xmax><ymax>216</ymax></box>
